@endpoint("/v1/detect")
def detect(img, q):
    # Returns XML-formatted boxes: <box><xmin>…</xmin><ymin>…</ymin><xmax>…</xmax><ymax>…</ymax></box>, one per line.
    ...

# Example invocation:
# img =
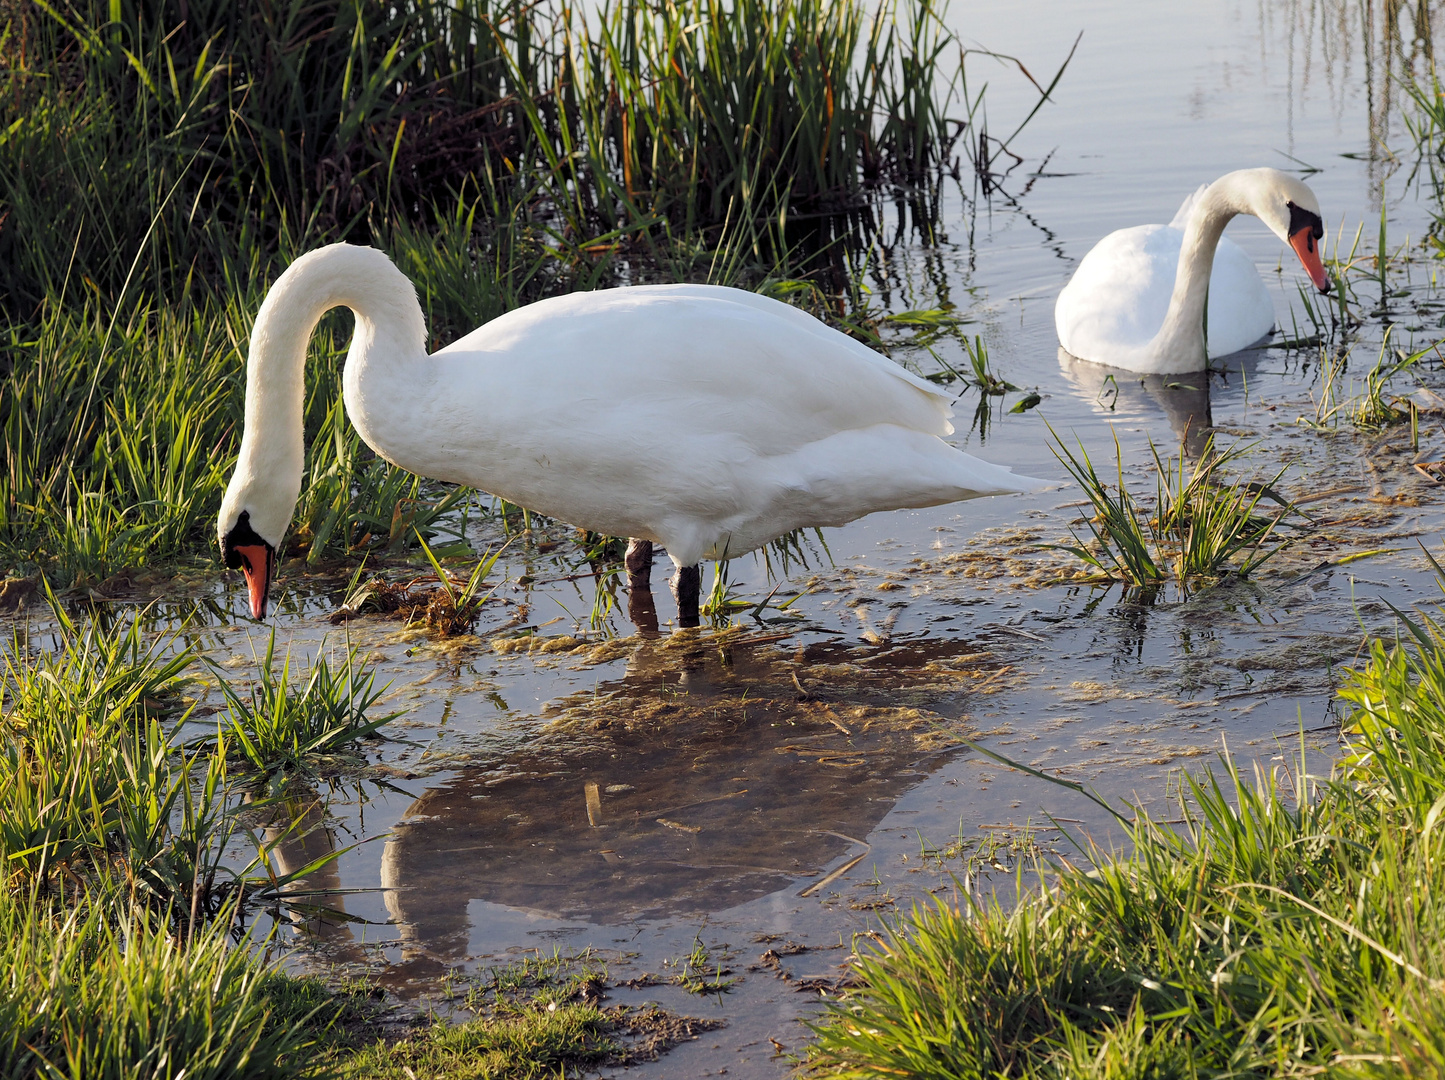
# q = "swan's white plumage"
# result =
<box><xmin>1054</xmin><ymin>214</ymin><xmax>1273</xmax><ymax>370</ymax></box>
<box><xmin>1054</xmin><ymin>168</ymin><xmax>1326</xmax><ymax>375</ymax></box>
<box><xmin>221</xmin><ymin>245</ymin><xmax>1044</xmax><ymax>574</ymax></box>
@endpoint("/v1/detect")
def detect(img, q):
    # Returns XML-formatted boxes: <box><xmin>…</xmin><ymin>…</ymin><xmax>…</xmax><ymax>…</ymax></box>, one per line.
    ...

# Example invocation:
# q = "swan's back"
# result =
<box><xmin>441</xmin><ymin>284</ymin><xmax>956</xmax><ymax>452</ymax></box>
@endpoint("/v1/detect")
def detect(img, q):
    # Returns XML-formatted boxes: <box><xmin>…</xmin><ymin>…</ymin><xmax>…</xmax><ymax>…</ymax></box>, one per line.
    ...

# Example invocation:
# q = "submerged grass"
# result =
<box><xmin>805</xmin><ymin>581</ymin><xmax>1445</xmax><ymax>1078</ymax></box>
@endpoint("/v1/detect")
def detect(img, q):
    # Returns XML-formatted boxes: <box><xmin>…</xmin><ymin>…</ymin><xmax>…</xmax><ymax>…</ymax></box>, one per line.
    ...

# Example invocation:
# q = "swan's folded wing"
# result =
<box><xmin>442</xmin><ymin>285</ymin><xmax>958</xmax><ymax>455</ymax></box>
<box><xmin>1168</xmin><ymin>184</ymin><xmax>1210</xmax><ymax>230</ymax></box>
<box><xmin>1055</xmin><ymin>224</ymin><xmax>1180</xmax><ymax>363</ymax></box>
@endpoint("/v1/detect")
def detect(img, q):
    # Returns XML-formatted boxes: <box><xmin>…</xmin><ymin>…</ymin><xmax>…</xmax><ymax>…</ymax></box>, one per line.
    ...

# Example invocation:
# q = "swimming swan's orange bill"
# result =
<box><xmin>1290</xmin><ymin>227</ymin><xmax>1331</xmax><ymax>293</ymax></box>
<box><xmin>233</xmin><ymin>543</ymin><xmax>272</xmax><ymax>619</ymax></box>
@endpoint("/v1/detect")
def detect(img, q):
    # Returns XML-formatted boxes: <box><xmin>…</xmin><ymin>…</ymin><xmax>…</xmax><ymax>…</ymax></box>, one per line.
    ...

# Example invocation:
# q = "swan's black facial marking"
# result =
<box><xmin>222</xmin><ymin>509</ymin><xmax>267</xmax><ymax>569</ymax></box>
<box><xmin>1286</xmin><ymin>201</ymin><xmax>1331</xmax><ymax>294</ymax></box>
<box><xmin>1287</xmin><ymin>201</ymin><xmax>1324</xmax><ymax>249</ymax></box>
<box><xmin>222</xmin><ymin>509</ymin><xmax>276</xmax><ymax>619</ymax></box>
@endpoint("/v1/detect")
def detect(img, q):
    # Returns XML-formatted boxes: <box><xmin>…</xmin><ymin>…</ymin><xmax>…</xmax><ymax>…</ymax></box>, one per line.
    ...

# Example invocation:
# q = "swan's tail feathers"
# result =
<box><xmin>1168</xmin><ymin>184</ymin><xmax>1211</xmax><ymax>230</ymax></box>
<box><xmin>952</xmin><ymin>453</ymin><xmax>1051</xmax><ymax>497</ymax></box>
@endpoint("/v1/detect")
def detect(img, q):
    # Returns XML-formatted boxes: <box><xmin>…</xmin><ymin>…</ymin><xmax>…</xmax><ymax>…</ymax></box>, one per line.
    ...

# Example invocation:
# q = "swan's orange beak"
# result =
<box><xmin>1290</xmin><ymin>226</ymin><xmax>1331</xmax><ymax>293</ymax></box>
<box><xmin>233</xmin><ymin>543</ymin><xmax>273</xmax><ymax>620</ymax></box>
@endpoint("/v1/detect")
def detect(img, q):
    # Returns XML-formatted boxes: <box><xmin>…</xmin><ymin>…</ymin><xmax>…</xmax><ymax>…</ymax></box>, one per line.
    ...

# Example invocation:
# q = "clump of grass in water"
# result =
<box><xmin>806</xmin><ymin>575</ymin><xmax>1445</xmax><ymax>1075</ymax></box>
<box><xmin>332</xmin><ymin>538</ymin><xmax>508</xmax><ymax>635</ymax></box>
<box><xmin>672</xmin><ymin>936</ymin><xmax>739</xmax><ymax>995</ymax></box>
<box><xmin>1309</xmin><ymin>329</ymin><xmax>1430</xmax><ymax>432</ymax></box>
<box><xmin>205</xmin><ymin>630</ymin><xmax>401</xmax><ymax>777</ymax></box>
<box><xmin>1049</xmin><ymin>427</ymin><xmax>1294</xmax><ymax>591</ymax></box>
<box><xmin>0</xmin><ymin>595</ymin><xmax>396</xmax><ymax>906</ymax></box>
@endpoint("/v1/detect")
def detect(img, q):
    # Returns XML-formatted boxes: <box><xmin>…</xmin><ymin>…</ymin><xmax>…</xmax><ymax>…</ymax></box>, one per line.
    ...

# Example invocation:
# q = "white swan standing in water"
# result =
<box><xmin>1055</xmin><ymin>168</ymin><xmax>1331</xmax><ymax>374</ymax></box>
<box><xmin>219</xmin><ymin>244</ymin><xmax>1045</xmax><ymax>623</ymax></box>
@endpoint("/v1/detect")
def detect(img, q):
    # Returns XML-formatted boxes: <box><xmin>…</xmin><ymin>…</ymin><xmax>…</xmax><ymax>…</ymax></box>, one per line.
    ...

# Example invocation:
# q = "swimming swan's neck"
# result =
<box><xmin>1150</xmin><ymin>174</ymin><xmax>1257</xmax><ymax>369</ymax></box>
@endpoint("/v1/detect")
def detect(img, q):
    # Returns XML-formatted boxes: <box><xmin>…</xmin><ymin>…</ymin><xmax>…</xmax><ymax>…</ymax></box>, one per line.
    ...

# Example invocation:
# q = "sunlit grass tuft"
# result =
<box><xmin>0</xmin><ymin>884</ymin><xmax>319</xmax><ymax>1080</ymax></box>
<box><xmin>1049</xmin><ymin>428</ymin><xmax>1293</xmax><ymax>591</ymax></box>
<box><xmin>206</xmin><ymin>631</ymin><xmax>401</xmax><ymax>776</ymax></box>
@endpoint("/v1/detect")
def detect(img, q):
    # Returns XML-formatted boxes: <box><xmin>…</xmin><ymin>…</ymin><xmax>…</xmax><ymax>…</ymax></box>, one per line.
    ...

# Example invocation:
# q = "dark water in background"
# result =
<box><xmin>15</xmin><ymin>3</ymin><xmax>1445</xmax><ymax>1076</ymax></box>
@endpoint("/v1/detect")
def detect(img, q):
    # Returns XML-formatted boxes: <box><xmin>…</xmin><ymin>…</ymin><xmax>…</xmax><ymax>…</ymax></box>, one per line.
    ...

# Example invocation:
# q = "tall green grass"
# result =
<box><xmin>806</xmin><ymin>593</ymin><xmax>1445</xmax><ymax>1078</ymax></box>
<box><xmin>0</xmin><ymin>283</ymin><xmax>478</xmax><ymax>584</ymax></box>
<box><xmin>0</xmin><ymin>884</ymin><xmax>319</xmax><ymax>1080</ymax></box>
<box><xmin>0</xmin><ymin>0</ymin><xmax>999</xmax><ymax>311</ymax></box>
<box><xmin>1050</xmin><ymin>429</ymin><xmax>1291</xmax><ymax>592</ymax></box>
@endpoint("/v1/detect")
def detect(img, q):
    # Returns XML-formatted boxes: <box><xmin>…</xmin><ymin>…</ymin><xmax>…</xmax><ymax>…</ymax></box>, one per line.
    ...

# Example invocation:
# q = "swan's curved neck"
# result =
<box><xmin>231</xmin><ymin>245</ymin><xmax>429</xmax><ymax>542</ymax></box>
<box><xmin>1151</xmin><ymin>174</ymin><xmax>1255</xmax><ymax>368</ymax></box>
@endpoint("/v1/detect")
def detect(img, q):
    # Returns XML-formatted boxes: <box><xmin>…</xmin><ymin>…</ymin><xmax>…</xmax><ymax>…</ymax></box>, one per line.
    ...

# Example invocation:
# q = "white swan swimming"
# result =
<box><xmin>1055</xmin><ymin>168</ymin><xmax>1330</xmax><ymax>374</ymax></box>
<box><xmin>219</xmin><ymin>244</ymin><xmax>1045</xmax><ymax>621</ymax></box>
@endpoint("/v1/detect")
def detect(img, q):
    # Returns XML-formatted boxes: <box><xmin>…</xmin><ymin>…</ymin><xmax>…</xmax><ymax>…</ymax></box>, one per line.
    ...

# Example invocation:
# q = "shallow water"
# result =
<box><xmin>14</xmin><ymin>1</ymin><xmax>1445</xmax><ymax>1074</ymax></box>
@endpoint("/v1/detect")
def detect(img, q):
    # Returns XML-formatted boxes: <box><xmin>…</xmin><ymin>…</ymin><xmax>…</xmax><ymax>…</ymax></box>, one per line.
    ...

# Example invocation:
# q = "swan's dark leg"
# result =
<box><xmin>672</xmin><ymin>564</ymin><xmax>702</xmax><ymax>628</ymax></box>
<box><xmin>625</xmin><ymin>538</ymin><xmax>653</xmax><ymax>589</ymax></box>
<box><xmin>625</xmin><ymin>538</ymin><xmax>660</xmax><ymax>635</ymax></box>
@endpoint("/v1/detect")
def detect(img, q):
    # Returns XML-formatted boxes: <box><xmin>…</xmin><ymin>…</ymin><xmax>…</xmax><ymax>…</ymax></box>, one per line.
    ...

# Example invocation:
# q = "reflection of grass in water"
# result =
<box><xmin>807</xmin><ymin>576</ymin><xmax>1445</xmax><ymax>1078</ymax></box>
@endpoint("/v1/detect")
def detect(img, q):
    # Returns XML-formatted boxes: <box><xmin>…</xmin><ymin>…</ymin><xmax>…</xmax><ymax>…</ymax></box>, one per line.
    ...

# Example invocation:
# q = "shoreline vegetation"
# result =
<box><xmin>805</xmin><ymin>586</ymin><xmax>1445</xmax><ymax>1078</ymax></box>
<box><xmin>0</xmin><ymin>1</ymin><xmax>1081</xmax><ymax>1076</ymax></box>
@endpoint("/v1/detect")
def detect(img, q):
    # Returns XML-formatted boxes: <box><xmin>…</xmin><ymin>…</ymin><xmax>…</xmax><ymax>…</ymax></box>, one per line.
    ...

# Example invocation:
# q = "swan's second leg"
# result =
<box><xmin>671</xmin><ymin>564</ymin><xmax>702</xmax><ymax>628</ymax></box>
<box><xmin>625</xmin><ymin>538</ymin><xmax>653</xmax><ymax>590</ymax></box>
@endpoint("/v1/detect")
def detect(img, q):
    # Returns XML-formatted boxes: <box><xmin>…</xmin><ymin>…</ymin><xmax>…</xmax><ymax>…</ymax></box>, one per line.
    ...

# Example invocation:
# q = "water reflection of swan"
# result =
<box><xmin>1056</xmin><ymin>169</ymin><xmax>1329</xmax><ymax>373</ymax></box>
<box><xmin>378</xmin><ymin>634</ymin><xmax>989</xmax><ymax>968</ymax></box>
<box><xmin>1058</xmin><ymin>350</ymin><xmax>1213</xmax><ymax>458</ymax></box>
<box><xmin>259</xmin><ymin>785</ymin><xmax>363</xmax><ymax>959</ymax></box>
<box><xmin>217</xmin><ymin>244</ymin><xmax>1045</xmax><ymax>626</ymax></box>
